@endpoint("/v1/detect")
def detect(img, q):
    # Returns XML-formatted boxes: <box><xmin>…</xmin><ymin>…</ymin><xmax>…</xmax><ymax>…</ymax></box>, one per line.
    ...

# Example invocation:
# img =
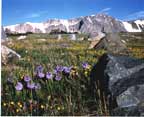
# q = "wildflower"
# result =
<box><xmin>19</xmin><ymin>104</ymin><xmax>23</xmax><ymax>108</ymax></box>
<box><xmin>73</xmin><ymin>66</ymin><xmax>77</xmax><ymax>69</ymax></box>
<box><xmin>37</xmin><ymin>72</ymin><xmax>45</xmax><ymax>78</ymax></box>
<box><xmin>24</xmin><ymin>75</ymin><xmax>31</xmax><ymax>82</ymax></box>
<box><xmin>55</xmin><ymin>75</ymin><xmax>62</xmax><ymax>81</ymax></box>
<box><xmin>48</xmin><ymin>95</ymin><xmax>51</xmax><ymax>100</ymax></box>
<box><xmin>10</xmin><ymin>101</ymin><xmax>14</xmax><ymax>105</ymax></box>
<box><xmin>16</xmin><ymin>109</ymin><xmax>19</xmax><ymax>113</ymax></box>
<box><xmin>34</xmin><ymin>83</ymin><xmax>41</xmax><ymax>89</ymax></box>
<box><xmin>54</xmin><ymin>65</ymin><xmax>64</xmax><ymax>74</ymax></box>
<box><xmin>15</xmin><ymin>82</ymin><xmax>23</xmax><ymax>91</ymax></box>
<box><xmin>40</xmin><ymin>105</ymin><xmax>45</xmax><ymax>109</ymax></box>
<box><xmin>84</xmin><ymin>71</ymin><xmax>88</xmax><ymax>76</ymax></box>
<box><xmin>82</xmin><ymin>62</ymin><xmax>90</xmax><ymax>69</ymax></box>
<box><xmin>35</xmin><ymin>65</ymin><xmax>43</xmax><ymax>73</ymax></box>
<box><xmin>57</xmin><ymin>106</ymin><xmax>61</xmax><ymax>111</ymax></box>
<box><xmin>3</xmin><ymin>102</ymin><xmax>6</xmax><ymax>106</ymax></box>
<box><xmin>46</xmin><ymin>72</ymin><xmax>53</xmax><ymax>79</ymax></box>
<box><xmin>27</xmin><ymin>82</ymin><xmax>35</xmax><ymax>89</ymax></box>
<box><xmin>20</xmin><ymin>75</ymin><xmax>24</xmax><ymax>80</ymax></box>
<box><xmin>63</xmin><ymin>66</ymin><xmax>72</xmax><ymax>74</ymax></box>
<box><xmin>25</xmin><ymin>50</ymin><xmax>28</xmax><ymax>53</ymax></box>
<box><xmin>17</xmin><ymin>102</ymin><xmax>21</xmax><ymax>105</ymax></box>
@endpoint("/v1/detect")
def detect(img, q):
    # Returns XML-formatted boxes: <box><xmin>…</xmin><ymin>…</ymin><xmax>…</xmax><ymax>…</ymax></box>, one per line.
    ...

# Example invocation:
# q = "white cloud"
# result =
<box><xmin>99</xmin><ymin>7</ymin><xmax>111</xmax><ymax>13</ymax></box>
<box><xmin>125</xmin><ymin>11</ymin><xmax>144</xmax><ymax>20</ymax></box>
<box><xmin>26</xmin><ymin>13</ymin><xmax>40</xmax><ymax>18</ymax></box>
<box><xmin>25</xmin><ymin>11</ymin><xmax>48</xmax><ymax>18</ymax></box>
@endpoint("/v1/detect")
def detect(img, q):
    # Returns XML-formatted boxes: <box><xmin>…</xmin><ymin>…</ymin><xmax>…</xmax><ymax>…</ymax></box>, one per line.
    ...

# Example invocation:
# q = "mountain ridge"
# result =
<box><xmin>4</xmin><ymin>14</ymin><xmax>144</xmax><ymax>37</ymax></box>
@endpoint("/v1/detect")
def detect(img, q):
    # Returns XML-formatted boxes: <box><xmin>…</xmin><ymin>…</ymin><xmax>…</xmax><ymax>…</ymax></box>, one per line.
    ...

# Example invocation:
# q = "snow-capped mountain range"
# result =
<box><xmin>4</xmin><ymin>14</ymin><xmax>144</xmax><ymax>37</ymax></box>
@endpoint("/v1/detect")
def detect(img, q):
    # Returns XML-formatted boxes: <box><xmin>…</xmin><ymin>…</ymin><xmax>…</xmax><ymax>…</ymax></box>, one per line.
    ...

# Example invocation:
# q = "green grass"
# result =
<box><xmin>2</xmin><ymin>33</ymin><xmax>144</xmax><ymax>116</ymax></box>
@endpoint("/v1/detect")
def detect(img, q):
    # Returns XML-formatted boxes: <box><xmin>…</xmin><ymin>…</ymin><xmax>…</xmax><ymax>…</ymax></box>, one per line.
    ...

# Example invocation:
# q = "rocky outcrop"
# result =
<box><xmin>90</xmin><ymin>53</ymin><xmax>144</xmax><ymax>116</ymax></box>
<box><xmin>93</xmin><ymin>33</ymin><xmax>128</xmax><ymax>54</ymax></box>
<box><xmin>1</xmin><ymin>45</ymin><xmax>21</xmax><ymax>64</ymax></box>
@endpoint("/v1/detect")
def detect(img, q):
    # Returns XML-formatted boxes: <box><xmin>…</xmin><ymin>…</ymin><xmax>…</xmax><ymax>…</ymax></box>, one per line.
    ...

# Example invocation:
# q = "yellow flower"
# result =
<box><xmin>19</xmin><ymin>104</ymin><xmax>23</xmax><ymax>108</ymax></box>
<box><xmin>16</xmin><ymin>109</ymin><xmax>19</xmax><ymax>113</ymax></box>
<box><xmin>17</xmin><ymin>102</ymin><xmax>21</xmax><ymax>105</ymax></box>
<box><xmin>57</xmin><ymin>106</ymin><xmax>61</xmax><ymax>111</ymax></box>
<box><xmin>84</xmin><ymin>71</ymin><xmax>88</xmax><ymax>76</ymax></box>
<box><xmin>87</xmin><ymin>65</ymin><xmax>91</xmax><ymax>70</ymax></box>
<box><xmin>10</xmin><ymin>101</ymin><xmax>14</xmax><ymax>105</ymax></box>
<box><xmin>3</xmin><ymin>103</ymin><xmax>6</xmax><ymax>106</ymax></box>
<box><xmin>20</xmin><ymin>76</ymin><xmax>24</xmax><ymax>80</ymax></box>
<box><xmin>71</xmin><ymin>70</ymin><xmax>75</xmax><ymax>74</ymax></box>
<box><xmin>73</xmin><ymin>66</ymin><xmax>77</xmax><ymax>69</ymax></box>
<box><xmin>48</xmin><ymin>95</ymin><xmax>51</xmax><ymax>100</ymax></box>
<box><xmin>40</xmin><ymin>105</ymin><xmax>45</xmax><ymax>109</ymax></box>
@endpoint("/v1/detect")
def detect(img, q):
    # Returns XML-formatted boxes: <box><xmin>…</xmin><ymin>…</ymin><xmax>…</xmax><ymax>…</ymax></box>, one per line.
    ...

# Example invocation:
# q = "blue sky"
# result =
<box><xmin>2</xmin><ymin>0</ymin><xmax>144</xmax><ymax>26</ymax></box>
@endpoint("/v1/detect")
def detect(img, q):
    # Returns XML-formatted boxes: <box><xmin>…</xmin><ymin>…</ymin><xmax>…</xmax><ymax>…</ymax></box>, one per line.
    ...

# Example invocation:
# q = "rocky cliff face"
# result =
<box><xmin>4</xmin><ymin>14</ymin><xmax>144</xmax><ymax>37</ymax></box>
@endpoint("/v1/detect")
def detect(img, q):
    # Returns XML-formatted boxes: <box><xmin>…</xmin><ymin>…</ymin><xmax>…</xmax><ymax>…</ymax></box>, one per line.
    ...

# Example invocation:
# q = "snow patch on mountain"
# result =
<box><xmin>122</xmin><ymin>22</ymin><xmax>140</xmax><ymax>32</ymax></box>
<box><xmin>60</xmin><ymin>20</ymin><xmax>70</xmax><ymax>32</ymax></box>
<box><xmin>122</xmin><ymin>20</ymin><xmax>144</xmax><ymax>32</ymax></box>
<box><xmin>87</xmin><ymin>16</ymin><xmax>93</xmax><ymax>23</ymax></box>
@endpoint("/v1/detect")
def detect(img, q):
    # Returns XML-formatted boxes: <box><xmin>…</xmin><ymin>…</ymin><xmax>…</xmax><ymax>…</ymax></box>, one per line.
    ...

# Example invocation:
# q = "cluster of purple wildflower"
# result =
<box><xmin>53</xmin><ymin>65</ymin><xmax>72</xmax><ymax>81</ymax></box>
<box><xmin>14</xmin><ymin>62</ymin><xmax>90</xmax><ymax>91</ymax></box>
<box><xmin>35</xmin><ymin>65</ymin><xmax>72</xmax><ymax>81</ymax></box>
<box><xmin>15</xmin><ymin>75</ymin><xmax>41</xmax><ymax>91</ymax></box>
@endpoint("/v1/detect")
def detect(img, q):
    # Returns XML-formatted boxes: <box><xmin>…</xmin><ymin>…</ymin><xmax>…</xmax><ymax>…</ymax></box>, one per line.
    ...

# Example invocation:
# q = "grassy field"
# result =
<box><xmin>1</xmin><ymin>33</ymin><xmax>144</xmax><ymax>116</ymax></box>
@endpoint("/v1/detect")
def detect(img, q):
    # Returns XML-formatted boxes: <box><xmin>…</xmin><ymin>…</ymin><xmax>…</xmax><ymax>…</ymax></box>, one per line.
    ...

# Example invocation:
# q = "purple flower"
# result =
<box><xmin>55</xmin><ymin>75</ymin><xmax>62</xmax><ymax>81</ymax></box>
<box><xmin>54</xmin><ymin>65</ymin><xmax>64</xmax><ymax>73</ymax></box>
<box><xmin>37</xmin><ymin>72</ymin><xmax>45</xmax><ymax>78</ymax></box>
<box><xmin>34</xmin><ymin>83</ymin><xmax>41</xmax><ymax>89</ymax></box>
<box><xmin>35</xmin><ymin>65</ymin><xmax>43</xmax><ymax>73</ymax></box>
<box><xmin>24</xmin><ymin>75</ymin><xmax>31</xmax><ymax>82</ymax></box>
<box><xmin>82</xmin><ymin>62</ymin><xmax>89</xmax><ymax>69</ymax></box>
<box><xmin>63</xmin><ymin>66</ymin><xmax>72</xmax><ymax>74</ymax></box>
<box><xmin>27</xmin><ymin>82</ymin><xmax>35</xmax><ymax>89</ymax></box>
<box><xmin>46</xmin><ymin>72</ymin><xmax>53</xmax><ymax>79</ymax></box>
<box><xmin>15</xmin><ymin>82</ymin><xmax>23</xmax><ymax>91</ymax></box>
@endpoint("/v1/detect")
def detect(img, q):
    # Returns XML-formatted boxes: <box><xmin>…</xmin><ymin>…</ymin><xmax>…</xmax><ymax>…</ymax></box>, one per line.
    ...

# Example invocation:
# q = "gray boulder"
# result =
<box><xmin>1</xmin><ymin>45</ymin><xmax>21</xmax><ymax>64</ymax></box>
<box><xmin>1</xmin><ymin>27</ymin><xmax>8</xmax><ymax>42</ymax></box>
<box><xmin>90</xmin><ymin>53</ymin><xmax>144</xmax><ymax>115</ymax></box>
<box><xmin>94</xmin><ymin>33</ymin><xmax>129</xmax><ymax>54</ymax></box>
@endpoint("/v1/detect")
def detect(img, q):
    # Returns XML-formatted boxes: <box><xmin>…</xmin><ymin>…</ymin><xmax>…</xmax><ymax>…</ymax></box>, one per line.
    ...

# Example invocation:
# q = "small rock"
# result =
<box><xmin>17</xmin><ymin>35</ymin><xmax>27</xmax><ymax>40</ymax></box>
<box><xmin>89</xmin><ymin>32</ymin><xmax>105</xmax><ymax>49</ymax></box>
